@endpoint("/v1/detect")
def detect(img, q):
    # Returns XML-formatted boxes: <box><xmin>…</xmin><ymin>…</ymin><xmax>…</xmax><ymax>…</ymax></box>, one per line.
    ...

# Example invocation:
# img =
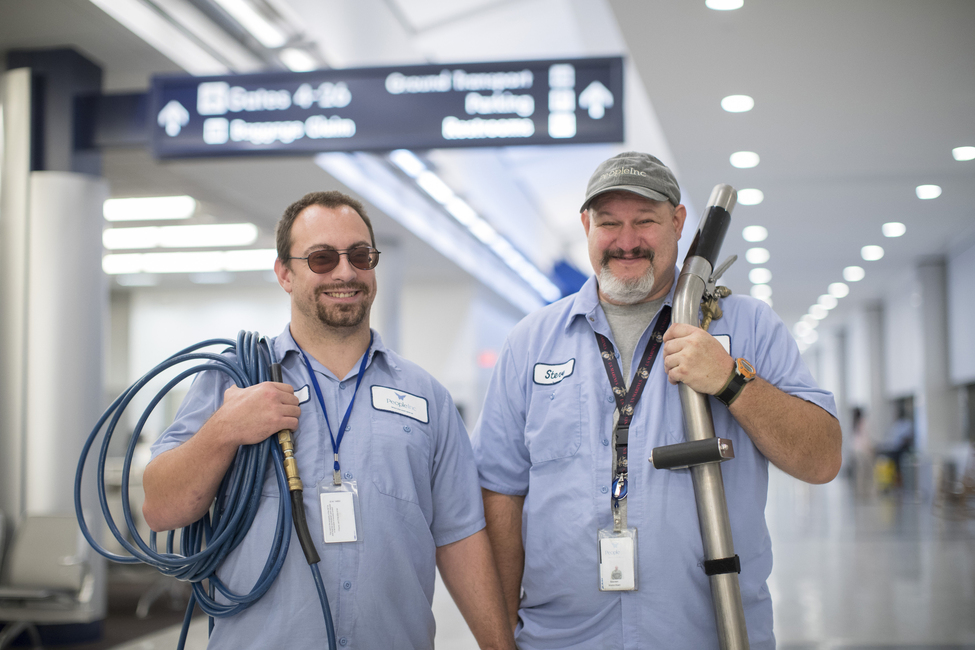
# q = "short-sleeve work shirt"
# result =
<box><xmin>150</xmin><ymin>326</ymin><xmax>485</xmax><ymax>650</ymax></box>
<box><xmin>471</xmin><ymin>275</ymin><xmax>836</xmax><ymax>650</ymax></box>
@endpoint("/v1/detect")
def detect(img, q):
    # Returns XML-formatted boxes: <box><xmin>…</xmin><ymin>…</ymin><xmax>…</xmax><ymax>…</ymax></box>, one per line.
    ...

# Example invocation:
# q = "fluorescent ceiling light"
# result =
<box><xmin>860</xmin><ymin>245</ymin><xmax>884</xmax><ymax>261</ymax></box>
<box><xmin>817</xmin><ymin>294</ymin><xmax>838</xmax><ymax>310</ymax></box>
<box><xmin>706</xmin><ymin>0</ymin><xmax>744</xmax><ymax>9</ymax></box>
<box><xmin>104</xmin><ymin>196</ymin><xmax>197</xmax><ymax>221</ymax></box>
<box><xmin>102</xmin><ymin>248</ymin><xmax>276</xmax><ymax>274</ymax></box>
<box><xmin>882</xmin><ymin>222</ymin><xmax>906</xmax><ymax>237</ymax></box>
<box><xmin>843</xmin><ymin>265</ymin><xmax>865</xmax><ymax>282</ymax></box>
<box><xmin>151</xmin><ymin>0</ymin><xmax>263</xmax><ymax>71</ymax></box>
<box><xmin>389</xmin><ymin>150</ymin><xmax>427</xmax><ymax>178</ymax></box>
<box><xmin>745</xmin><ymin>247</ymin><xmax>769</xmax><ymax>264</ymax></box>
<box><xmin>212</xmin><ymin>0</ymin><xmax>287</xmax><ymax>48</ymax></box>
<box><xmin>749</xmin><ymin>267</ymin><xmax>772</xmax><ymax>284</ymax></box>
<box><xmin>721</xmin><ymin>95</ymin><xmax>754</xmax><ymax>113</ymax></box>
<box><xmin>416</xmin><ymin>171</ymin><xmax>455</xmax><ymax>204</ymax></box>
<box><xmin>738</xmin><ymin>189</ymin><xmax>764</xmax><ymax>205</ymax></box>
<box><xmin>103</xmin><ymin>223</ymin><xmax>259</xmax><ymax>249</ymax></box>
<box><xmin>952</xmin><ymin>146</ymin><xmax>975</xmax><ymax>161</ymax></box>
<box><xmin>88</xmin><ymin>0</ymin><xmax>229</xmax><ymax>75</ymax></box>
<box><xmin>730</xmin><ymin>151</ymin><xmax>760</xmax><ymax>169</ymax></box>
<box><xmin>750</xmin><ymin>284</ymin><xmax>772</xmax><ymax>300</ymax></box>
<box><xmin>915</xmin><ymin>184</ymin><xmax>942</xmax><ymax>200</ymax></box>
<box><xmin>280</xmin><ymin>48</ymin><xmax>317</xmax><ymax>72</ymax></box>
<box><xmin>828</xmin><ymin>282</ymin><xmax>849</xmax><ymax>298</ymax></box>
<box><xmin>742</xmin><ymin>225</ymin><xmax>767</xmax><ymax>242</ymax></box>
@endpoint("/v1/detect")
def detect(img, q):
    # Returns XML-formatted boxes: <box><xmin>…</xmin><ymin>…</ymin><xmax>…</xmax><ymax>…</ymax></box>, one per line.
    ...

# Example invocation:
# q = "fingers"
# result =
<box><xmin>219</xmin><ymin>382</ymin><xmax>302</xmax><ymax>445</ymax></box>
<box><xmin>661</xmin><ymin>325</ymin><xmax>733</xmax><ymax>393</ymax></box>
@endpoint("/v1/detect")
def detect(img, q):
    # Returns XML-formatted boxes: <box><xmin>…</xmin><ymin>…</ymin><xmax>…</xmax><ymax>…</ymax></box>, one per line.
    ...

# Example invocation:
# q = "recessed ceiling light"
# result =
<box><xmin>800</xmin><ymin>314</ymin><xmax>819</xmax><ymax>328</ymax></box>
<box><xmin>952</xmin><ymin>146</ymin><xmax>975</xmax><ymax>161</ymax></box>
<box><xmin>730</xmin><ymin>151</ymin><xmax>760</xmax><ymax>169</ymax></box>
<box><xmin>103</xmin><ymin>196</ymin><xmax>196</xmax><ymax>221</ymax></box>
<box><xmin>721</xmin><ymin>95</ymin><xmax>754</xmax><ymax>113</ymax></box>
<box><xmin>818</xmin><ymin>294</ymin><xmax>838</xmax><ymax>310</ymax></box>
<box><xmin>843</xmin><ymin>266</ymin><xmax>865</xmax><ymax>282</ymax></box>
<box><xmin>861</xmin><ymin>245</ymin><xmax>884</xmax><ymax>261</ymax></box>
<box><xmin>828</xmin><ymin>282</ymin><xmax>850</xmax><ymax>298</ymax></box>
<box><xmin>809</xmin><ymin>304</ymin><xmax>829</xmax><ymax>320</ymax></box>
<box><xmin>742</xmin><ymin>225</ymin><xmax>768</xmax><ymax>242</ymax></box>
<box><xmin>793</xmin><ymin>321</ymin><xmax>812</xmax><ymax>338</ymax></box>
<box><xmin>916</xmin><ymin>184</ymin><xmax>942</xmax><ymax>200</ymax></box>
<box><xmin>749</xmin><ymin>267</ymin><xmax>772</xmax><ymax>284</ymax></box>
<box><xmin>738</xmin><ymin>189</ymin><xmax>764</xmax><ymax>205</ymax></box>
<box><xmin>801</xmin><ymin>329</ymin><xmax>819</xmax><ymax>345</ymax></box>
<box><xmin>706</xmin><ymin>0</ymin><xmax>744</xmax><ymax>9</ymax></box>
<box><xmin>882</xmin><ymin>222</ymin><xmax>906</xmax><ymax>237</ymax></box>
<box><xmin>750</xmin><ymin>284</ymin><xmax>772</xmax><ymax>300</ymax></box>
<box><xmin>745</xmin><ymin>247</ymin><xmax>770</xmax><ymax>264</ymax></box>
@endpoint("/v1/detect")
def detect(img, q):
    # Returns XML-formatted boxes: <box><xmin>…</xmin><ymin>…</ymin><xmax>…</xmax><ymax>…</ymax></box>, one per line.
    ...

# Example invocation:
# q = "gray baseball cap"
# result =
<box><xmin>580</xmin><ymin>151</ymin><xmax>681</xmax><ymax>211</ymax></box>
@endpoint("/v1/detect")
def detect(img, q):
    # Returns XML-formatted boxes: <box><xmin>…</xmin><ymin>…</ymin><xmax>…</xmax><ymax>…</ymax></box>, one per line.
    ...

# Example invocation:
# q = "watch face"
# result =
<box><xmin>736</xmin><ymin>358</ymin><xmax>756</xmax><ymax>380</ymax></box>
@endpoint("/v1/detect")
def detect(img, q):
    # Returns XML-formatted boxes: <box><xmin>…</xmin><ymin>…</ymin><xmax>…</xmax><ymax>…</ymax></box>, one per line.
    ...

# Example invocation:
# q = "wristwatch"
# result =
<box><xmin>714</xmin><ymin>358</ymin><xmax>756</xmax><ymax>406</ymax></box>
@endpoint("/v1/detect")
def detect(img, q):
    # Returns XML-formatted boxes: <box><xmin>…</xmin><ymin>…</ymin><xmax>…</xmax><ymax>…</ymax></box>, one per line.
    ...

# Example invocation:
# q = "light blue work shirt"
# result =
<box><xmin>471</xmin><ymin>274</ymin><xmax>836</xmax><ymax>650</ymax></box>
<box><xmin>151</xmin><ymin>326</ymin><xmax>485</xmax><ymax>650</ymax></box>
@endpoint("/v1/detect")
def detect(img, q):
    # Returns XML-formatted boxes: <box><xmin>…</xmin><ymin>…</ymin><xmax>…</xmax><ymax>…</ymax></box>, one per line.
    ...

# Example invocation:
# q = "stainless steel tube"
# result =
<box><xmin>672</xmin><ymin>183</ymin><xmax>749</xmax><ymax>650</ymax></box>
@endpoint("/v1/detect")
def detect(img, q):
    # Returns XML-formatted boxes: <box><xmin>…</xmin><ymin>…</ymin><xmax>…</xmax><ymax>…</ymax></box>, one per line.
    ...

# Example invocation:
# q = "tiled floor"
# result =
<box><xmin>106</xmin><ymin>469</ymin><xmax>975</xmax><ymax>649</ymax></box>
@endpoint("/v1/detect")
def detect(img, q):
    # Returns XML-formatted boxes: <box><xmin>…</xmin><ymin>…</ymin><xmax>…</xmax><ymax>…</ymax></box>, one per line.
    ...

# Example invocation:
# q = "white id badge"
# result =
<box><xmin>598</xmin><ymin>528</ymin><xmax>638</xmax><ymax>591</ymax></box>
<box><xmin>318</xmin><ymin>480</ymin><xmax>362</xmax><ymax>543</ymax></box>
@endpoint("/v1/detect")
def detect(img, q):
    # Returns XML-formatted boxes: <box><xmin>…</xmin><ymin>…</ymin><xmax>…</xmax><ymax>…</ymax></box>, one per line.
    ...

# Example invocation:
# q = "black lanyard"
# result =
<box><xmin>594</xmin><ymin>305</ymin><xmax>671</xmax><ymax>505</ymax></box>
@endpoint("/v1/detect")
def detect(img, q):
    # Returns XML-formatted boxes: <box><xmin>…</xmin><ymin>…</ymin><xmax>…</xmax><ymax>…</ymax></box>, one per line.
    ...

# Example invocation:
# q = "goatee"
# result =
<box><xmin>314</xmin><ymin>281</ymin><xmax>371</xmax><ymax>328</ymax></box>
<box><xmin>598</xmin><ymin>247</ymin><xmax>656</xmax><ymax>304</ymax></box>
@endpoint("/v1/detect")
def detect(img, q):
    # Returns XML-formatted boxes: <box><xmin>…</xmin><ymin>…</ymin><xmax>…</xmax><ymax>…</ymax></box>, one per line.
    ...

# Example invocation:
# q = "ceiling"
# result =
<box><xmin>2</xmin><ymin>0</ymin><xmax>973</xmax><ymax>339</ymax></box>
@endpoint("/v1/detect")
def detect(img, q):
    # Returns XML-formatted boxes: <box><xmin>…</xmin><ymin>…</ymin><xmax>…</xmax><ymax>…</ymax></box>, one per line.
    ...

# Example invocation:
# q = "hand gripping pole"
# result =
<box><xmin>651</xmin><ymin>184</ymin><xmax>750</xmax><ymax>649</ymax></box>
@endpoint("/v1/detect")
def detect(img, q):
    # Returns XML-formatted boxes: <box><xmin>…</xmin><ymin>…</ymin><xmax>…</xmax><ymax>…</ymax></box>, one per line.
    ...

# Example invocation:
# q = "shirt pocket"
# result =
<box><xmin>365</xmin><ymin>414</ymin><xmax>434</xmax><ymax>505</ymax></box>
<box><xmin>524</xmin><ymin>381</ymin><xmax>582</xmax><ymax>463</ymax></box>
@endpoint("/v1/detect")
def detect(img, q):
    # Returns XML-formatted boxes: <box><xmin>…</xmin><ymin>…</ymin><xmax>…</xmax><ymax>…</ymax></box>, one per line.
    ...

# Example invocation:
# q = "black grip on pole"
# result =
<box><xmin>650</xmin><ymin>438</ymin><xmax>735</xmax><ymax>470</ymax></box>
<box><xmin>686</xmin><ymin>205</ymin><xmax>731</xmax><ymax>267</ymax></box>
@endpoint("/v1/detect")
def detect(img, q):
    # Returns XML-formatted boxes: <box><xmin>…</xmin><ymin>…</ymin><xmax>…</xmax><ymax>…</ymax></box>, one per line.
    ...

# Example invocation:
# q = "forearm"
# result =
<box><xmin>142</xmin><ymin>417</ymin><xmax>240</xmax><ymax>531</ymax></box>
<box><xmin>482</xmin><ymin>489</ymin><xmax>525</xmax><ymax>629</ymax></box>
<box><xmin>436</xmin><ymin>529</ymin><xmax>515</xmax><ymax>650</ymax></box>
<box><xmin>729</xmin><ymin>377</ymin><xmax>842</xmax><ymax>484</ymax></box>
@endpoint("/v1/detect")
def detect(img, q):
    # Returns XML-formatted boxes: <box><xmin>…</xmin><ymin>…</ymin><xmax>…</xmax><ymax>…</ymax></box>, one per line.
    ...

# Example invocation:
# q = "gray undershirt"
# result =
<box><xmin>600</xmin><ymin>297</ymin><xmax>667</xmax><ymax>386</ymax></box>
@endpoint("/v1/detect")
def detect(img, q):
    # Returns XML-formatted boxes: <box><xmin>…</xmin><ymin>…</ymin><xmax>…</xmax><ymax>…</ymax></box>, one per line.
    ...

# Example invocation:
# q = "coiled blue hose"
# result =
<box><xmin>74</xmin><ymin>330</ymin><xmax>336</xmax><ymax>650</ymax></box>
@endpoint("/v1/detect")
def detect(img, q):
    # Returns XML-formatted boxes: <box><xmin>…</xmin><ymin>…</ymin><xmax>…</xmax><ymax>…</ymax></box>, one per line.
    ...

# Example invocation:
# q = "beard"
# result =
<box><xmin>308</xmin><ymin>281</ymin><xmax>373</xmax><ymax>329</ymax></box>
<box><xmin>598</xmin><ymin>246</ymin><xmax>656</xmax><ymax>304</ymax></box>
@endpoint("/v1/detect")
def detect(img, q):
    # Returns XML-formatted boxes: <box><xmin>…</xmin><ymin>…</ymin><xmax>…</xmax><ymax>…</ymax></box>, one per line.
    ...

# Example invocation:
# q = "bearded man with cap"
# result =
<box><xmin>471</xmin><ymin>152</ymin><xmax>841</xmax><ymax>649</ymax></box>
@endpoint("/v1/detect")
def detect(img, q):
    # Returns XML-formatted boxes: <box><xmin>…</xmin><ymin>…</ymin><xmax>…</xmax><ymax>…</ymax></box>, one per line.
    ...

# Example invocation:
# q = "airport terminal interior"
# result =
<box><xmin>1</xmin><ymin>0</ymin><xmax>974</xmax><ymax>648</ymax></box>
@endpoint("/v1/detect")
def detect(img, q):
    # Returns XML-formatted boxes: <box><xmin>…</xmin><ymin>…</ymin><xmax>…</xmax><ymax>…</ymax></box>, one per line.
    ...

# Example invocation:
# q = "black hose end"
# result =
<box><xmin>270</xmin><ymin>363</ymin><xmax>283</xmax><ymax>383</ymax></box>
<box><xmin>291</xmin><ymin>490</ymin><xmax>320</xmax><ymax>565</ymax></box>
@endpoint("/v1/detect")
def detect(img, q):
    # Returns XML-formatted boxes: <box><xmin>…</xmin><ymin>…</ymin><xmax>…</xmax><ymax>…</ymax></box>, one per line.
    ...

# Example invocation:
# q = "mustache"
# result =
<box><xmin>601</xmin><ymin>247</ymin><xmax>654</xmax><ymax>267</ymax></box>
<box><xmin>316</xmin><ymin>281</ymin><xmax>370</xmax><ymax>295</ymax></box>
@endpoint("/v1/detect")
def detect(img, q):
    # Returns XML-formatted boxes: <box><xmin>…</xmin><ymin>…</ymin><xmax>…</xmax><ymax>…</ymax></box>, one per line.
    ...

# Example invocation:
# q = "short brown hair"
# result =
<box><xmin>276</xmin><ymin>191</ymin><xmax>376</xmax><ymax>262</ymax></box>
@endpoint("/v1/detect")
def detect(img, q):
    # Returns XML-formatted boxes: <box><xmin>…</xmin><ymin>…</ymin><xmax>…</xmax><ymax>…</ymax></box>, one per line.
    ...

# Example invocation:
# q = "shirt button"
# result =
<box><xmin>600</xmin><ymin>485</ymin><xmax>609</xmax><ymax>494</ymax></box>
<box><xmin>549</xmin><ymin>393</ymin><xmax>555</xmax><ymax>400</ymax></box>
<box><xmin>345</xmin><ymin>425</ymin><xmax>351</xmax><ymax>431</ymax></box>
<box><xmin>339</xmin><ymin>638</ymin><xmax>348</xmax><ymax>646</ymax></box>
<box><xmin>607</xmin><ymin>395</ymin><xmax>614</xmax><ymax>402</ymax></box>
<box><xmin>601</xmin><ymin>439</ymin><xmax>609</xmax><ymax>446</ymax></box>
<box><xmin>339</xmin><ymin>383</ymin><xmax>347</xmax><ymax>390</ymax></box>
<box><xmin>343</xmin><ymin>581</ymin><xmax>352</xmax><ymax>590</ymax></box>
<box><xmin>403</xmin><ymin>425</ymin><xmax>411</xmax><ymax>433</ymax></box>
<box><xmin>344</xmin><ymin>471</ymin><xmax>353</xmax><ymax>479</ymax></box>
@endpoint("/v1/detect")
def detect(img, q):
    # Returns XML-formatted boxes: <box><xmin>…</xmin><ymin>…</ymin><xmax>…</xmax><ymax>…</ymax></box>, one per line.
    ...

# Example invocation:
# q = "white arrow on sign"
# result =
<box><xmin>579</xmin><ymin>81</ymin><xmax>614</xmax><ymax>119</ymax></box>
<box><xmin>158</xmin><ymin>100</ymin><xmax>190</xmax><ymax>137</ymax></box>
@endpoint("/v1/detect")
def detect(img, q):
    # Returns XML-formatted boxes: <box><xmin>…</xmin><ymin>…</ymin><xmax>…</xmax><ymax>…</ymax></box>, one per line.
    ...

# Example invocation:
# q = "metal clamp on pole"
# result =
<box><xmin>650</xmin><ymin>438</ymin><xmax>735</xmax><ymax>471</ymax></box>
<box><xmin>656</xmin><ymin>183</ymin><xmax>750</xmax><ymax>650</ymax></box>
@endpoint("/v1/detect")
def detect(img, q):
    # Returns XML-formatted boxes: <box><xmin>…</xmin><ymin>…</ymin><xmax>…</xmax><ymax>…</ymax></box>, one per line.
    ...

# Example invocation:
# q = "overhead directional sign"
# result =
<box><xmin>149</xmin><ymin>57</ymin><xmax>623</xmax><ymax>158</ymax></box>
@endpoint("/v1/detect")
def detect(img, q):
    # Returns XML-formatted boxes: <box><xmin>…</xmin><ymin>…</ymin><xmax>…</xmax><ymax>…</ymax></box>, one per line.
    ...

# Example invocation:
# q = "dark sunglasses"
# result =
<box><xmin>288</xmin><ymin>247</ymin><xmax>381</xmax><ymax>274</ymax></box>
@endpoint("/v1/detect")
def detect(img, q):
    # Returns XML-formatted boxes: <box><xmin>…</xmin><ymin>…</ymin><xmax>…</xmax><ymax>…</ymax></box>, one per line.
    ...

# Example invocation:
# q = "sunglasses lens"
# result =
<box><xmin>307</xmin><ymin>250</ymin><xmax>339</xmax><ymax>273</ymax></box>
<box><xmin>348</xmin><ymin>248</ymin><xmax>378</xmax><ymax>270</ymax></box>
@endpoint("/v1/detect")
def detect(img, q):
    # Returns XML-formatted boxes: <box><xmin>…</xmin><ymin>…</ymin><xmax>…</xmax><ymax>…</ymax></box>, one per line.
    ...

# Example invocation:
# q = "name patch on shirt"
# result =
<box><xmin>371</xmin><ymin>386</ymin><xmax>429</xmax><ymax>423</ymax></box>
<box><xmin>713</xmin><ymin>335</ymin><xmax>731</xmax><ymax>355</ymax></box>
<box><xmin>294</xmin><ymin>385</ymin><xmax>310</xmax><ymax>404</ymax></box>
<box><xmin>533</xmin><ymin>359</ymin><xmax>575</xmax><ymax>385</ymax></box>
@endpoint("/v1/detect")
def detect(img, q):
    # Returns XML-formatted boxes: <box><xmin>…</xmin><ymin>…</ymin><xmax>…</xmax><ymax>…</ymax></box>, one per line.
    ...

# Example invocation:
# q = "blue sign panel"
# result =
<box><xmin>150</xmin><ymin>57</ymin><xmax>623</xmax><ymax>158</ymax></box>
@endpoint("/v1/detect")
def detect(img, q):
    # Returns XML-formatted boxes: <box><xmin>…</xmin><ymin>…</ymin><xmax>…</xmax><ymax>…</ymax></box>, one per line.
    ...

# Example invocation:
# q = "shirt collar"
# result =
<box><xmin>273</xmin><ymin>324</ymin><xmax>395</xmax><ymax>374</ymax></box>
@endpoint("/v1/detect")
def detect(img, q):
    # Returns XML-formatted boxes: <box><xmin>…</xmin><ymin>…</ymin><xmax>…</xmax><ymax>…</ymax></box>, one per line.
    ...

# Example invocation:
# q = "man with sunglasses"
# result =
<box><xmin>143</xmin><ymin>191</ymin><xmax>514</xmax><ymax>649</ymax></box>
<box><xmin>471</xmin><ymin>152</ymin><xmax>841</xmax><ymax>649</ymax></box>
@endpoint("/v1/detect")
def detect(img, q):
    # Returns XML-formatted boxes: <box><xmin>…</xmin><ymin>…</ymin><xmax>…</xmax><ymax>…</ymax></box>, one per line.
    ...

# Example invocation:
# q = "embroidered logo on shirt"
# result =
<box><xmin>295</xmin><ymin>385</ymin><xmax>310</xmax><ymax>404</ymax></box>
<box><xmin>371</xmin><ymin>385</ymin><xmax>429</xmax><ymax>423</ymax></box>
<box><xmin>533</xmin><ymin>359</ymin><xmax>575</xmax><ymax>385</ymax></box>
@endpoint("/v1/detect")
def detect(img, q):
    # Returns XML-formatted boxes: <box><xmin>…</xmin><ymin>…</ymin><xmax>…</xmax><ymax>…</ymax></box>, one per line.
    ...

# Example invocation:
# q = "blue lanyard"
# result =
<box><xmin>301</xmin><ymin>333</ymin><xmax>372</xmax><ymax>485</ymax></box>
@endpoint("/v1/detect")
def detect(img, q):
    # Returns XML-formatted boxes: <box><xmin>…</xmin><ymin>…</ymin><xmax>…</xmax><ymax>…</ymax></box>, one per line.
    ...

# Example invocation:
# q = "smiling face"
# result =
<box><xmin>275</xmin><ymin>203</ymin><xmax>377</xmax><ymax>333</ymax></box>
<box><xmin>581</xmin><ymin>191</ymin><xmax>687</xmax><ymax>304</ymax></box>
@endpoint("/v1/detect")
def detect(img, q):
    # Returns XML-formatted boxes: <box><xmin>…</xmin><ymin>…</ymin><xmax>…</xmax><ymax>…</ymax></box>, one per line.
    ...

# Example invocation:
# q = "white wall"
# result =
<box><xmin>883</xmin><ymin>267</ymin><xmax>922</xmax><ymax>399</ymax></box>
<box><xmin>948</xmin><ymin>237</ymin><xmax>975</xmax><ymax>385</ymax></box>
